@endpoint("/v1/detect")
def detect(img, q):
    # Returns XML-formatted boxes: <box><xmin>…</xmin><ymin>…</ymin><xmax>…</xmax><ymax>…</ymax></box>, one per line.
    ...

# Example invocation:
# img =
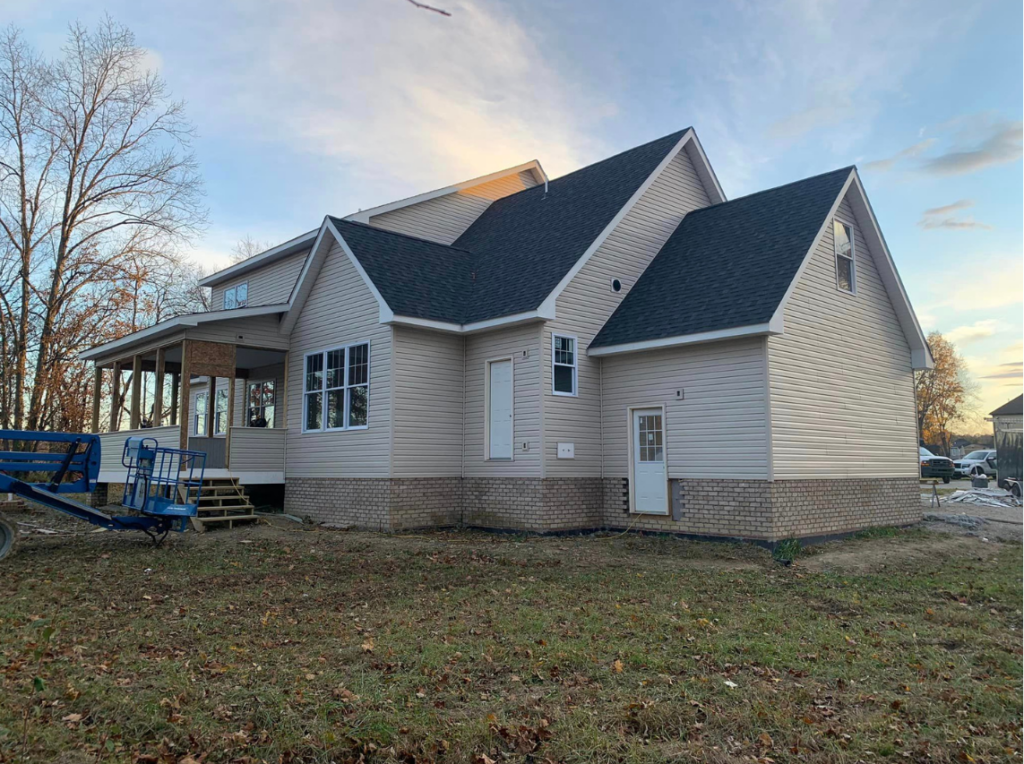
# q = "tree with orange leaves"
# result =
<box><xmin>915</xmin><ymin>332</ymin><xmax>976</xmax><ymax>455</ymax></box>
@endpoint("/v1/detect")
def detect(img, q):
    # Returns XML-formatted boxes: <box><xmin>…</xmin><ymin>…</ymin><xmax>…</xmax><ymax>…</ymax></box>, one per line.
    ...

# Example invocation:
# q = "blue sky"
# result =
<box><xmin>9</xmin><ymin>0</ymin><xmax>1023</xmax><ymax>424</ymax></box>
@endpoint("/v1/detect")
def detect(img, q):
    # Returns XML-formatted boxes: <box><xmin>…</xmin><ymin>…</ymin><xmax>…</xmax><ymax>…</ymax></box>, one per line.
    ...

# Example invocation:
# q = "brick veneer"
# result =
<box><xmin>273</xmin><ymin>475</ymin><xmax>922</xmax><ymax>541</ymax></box>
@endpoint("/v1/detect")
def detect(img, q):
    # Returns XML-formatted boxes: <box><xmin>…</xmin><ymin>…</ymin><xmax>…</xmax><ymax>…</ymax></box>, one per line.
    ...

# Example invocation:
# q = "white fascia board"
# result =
<box><xmin>80</xmin><ymin>304</ymin><xmax>290</xmax><ymax>362</ymax></box>
<box><xmin>685</xmin><ymin>130</ymin><xmax>727</xmax><ymax>204</ymax></box>
<box><xmin>343</xmin><ymin>160</ymin><xmax>547</xmax><ymax>224</ymax></box>
<box><xmin>847</xmin><ymin>171</ymin><xmax>933</xmax><ymax>369</ymax></box>
<box><xmin>388</xmin><ymin>308</ymin><xmax>552</xmax><ymax>335</ymax></box>
<box><xmin>538</xmin><ymin>130</ymin><xmax>696</xmax><ymax>317</ymax></box>
<box><xmin>280</xmin><ymin>218</ymin><xmax>395</xmax><ymax>335</ymax></box>
<box><xmin>587</xmin><ymin>323</ymin><xmax>778</xmax><ymax>357</ymax></box>
<box><xmin>198</xmin><ymin>229</ymin><xmax>318</xmax><ymax>287</ymax></box>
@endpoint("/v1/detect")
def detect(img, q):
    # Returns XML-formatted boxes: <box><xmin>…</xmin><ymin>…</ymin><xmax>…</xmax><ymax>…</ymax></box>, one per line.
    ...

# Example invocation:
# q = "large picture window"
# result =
<box><xmin>833</xmin><ymin>219</ymin><xmax>855</xmax><ymax>294</ymax></box>
<box><xmin>552</xmin><ymin>334</ymin><xmax>577</xmax><ymax>396</ymax></box>
<box><xmin>303</xmin><ymin>342</ymin><xmax>369</xmax><ymax>432</ymax></box>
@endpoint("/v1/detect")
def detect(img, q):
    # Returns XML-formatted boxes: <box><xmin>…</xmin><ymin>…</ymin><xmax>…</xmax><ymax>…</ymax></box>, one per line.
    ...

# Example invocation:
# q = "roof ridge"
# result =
<box><xmin>685</xmin><ymin>165</ymin><xmax>854</xmax><ymax>217</ymax></box>
<box><xmin>331</xmin><ymin>216</ymin><xmax>477</xmax><ymax>256</ymax></box>
<box><xmin>545</xmin><ymin>128</ymin><xmax>691</xmax><ymax>185</ymax></box>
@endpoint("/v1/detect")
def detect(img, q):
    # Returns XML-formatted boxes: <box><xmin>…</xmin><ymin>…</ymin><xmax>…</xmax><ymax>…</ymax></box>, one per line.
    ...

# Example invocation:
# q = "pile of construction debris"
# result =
<box><xmin>944</xmin><ymin>488</ymin><xmax>1022</xmax><ymax>508</ymax></box>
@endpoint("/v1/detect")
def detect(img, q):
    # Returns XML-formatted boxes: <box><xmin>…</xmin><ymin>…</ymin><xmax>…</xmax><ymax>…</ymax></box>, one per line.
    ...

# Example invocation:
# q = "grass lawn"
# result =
<box><xmin>0</xmin><ymin>518</ymin><xmax>1020</xmax><ymax>763</ymax></box>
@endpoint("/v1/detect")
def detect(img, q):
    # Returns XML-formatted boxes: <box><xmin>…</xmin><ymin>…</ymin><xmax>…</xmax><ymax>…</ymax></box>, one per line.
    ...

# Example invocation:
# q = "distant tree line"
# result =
<box><xmin>0</xmin><ymin>17</ymin><xmax>209</xmax><ymax>434</ymax></box>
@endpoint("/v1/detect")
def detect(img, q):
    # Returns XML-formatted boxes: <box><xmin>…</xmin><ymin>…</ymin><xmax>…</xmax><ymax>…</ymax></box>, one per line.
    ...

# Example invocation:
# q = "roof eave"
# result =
<box><xmin>588</xmin><ymin>322</ymin><xmax>779</xmax><ymax>357</ymax></box>
<box><xmin>199</xmin><ymin>230</ymin><xmax>319</xmax><ymax>287</ymax></box>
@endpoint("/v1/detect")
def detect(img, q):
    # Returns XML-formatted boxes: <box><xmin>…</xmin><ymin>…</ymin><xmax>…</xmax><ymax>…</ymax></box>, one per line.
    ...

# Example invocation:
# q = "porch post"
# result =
<box><xmin>130</xmin><ymin>354</ymin><xmax>142</xmax><ymax>429</ymax></box>
<box><xmin>178</xmin><ymin>340</ymin><xmax>191</xmax><ymax>450</ymax></box>
<box><xmin>91</xmin><ymin>365</ymin><xmax>103</xmax><ymax>434</ymax></box>
<box><xmin>153</xmin><ymin>347</ymin><xmax>166</xmax><ymax>426</ymax></box>
<box><xmin>109</xmin><ymin>361</ymin><xmax>122</xmax><ymax>432</ymax></box>
<box><xmin>169</xmin><ymin>372</ymin><xmax>179</xmax><ymax>426</ymax></box>
<box><xmin>225</xmin><ymin>375</ymin><xmax>236</xmax><ymax>468</ymax></box>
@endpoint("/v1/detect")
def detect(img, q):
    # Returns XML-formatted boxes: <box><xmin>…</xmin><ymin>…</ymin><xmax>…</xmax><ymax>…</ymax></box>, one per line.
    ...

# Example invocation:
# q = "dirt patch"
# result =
<box><xmin>799</xmin><ymin>532</ymin><xmax>1001</xmax><ymax>574</ymax></box>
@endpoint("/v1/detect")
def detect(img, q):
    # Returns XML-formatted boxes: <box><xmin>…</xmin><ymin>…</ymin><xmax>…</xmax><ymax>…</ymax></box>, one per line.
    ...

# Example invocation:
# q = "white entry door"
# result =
<box><xmin>632</xmin><ymin>408</ymin><xmax>667</xmax><ymax>514</ymax></box>
<box><xmin>488</xmin><ymin>359</ymin><xmax>513</xmax><ymax>459</ymax></box>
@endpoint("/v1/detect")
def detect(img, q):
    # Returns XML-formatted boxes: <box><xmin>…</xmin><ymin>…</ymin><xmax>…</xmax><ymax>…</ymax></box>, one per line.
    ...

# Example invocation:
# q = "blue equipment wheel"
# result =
<box><xmin>0</xmin><ymin>512</ymin><xmax>16</xmax><ymax>562</ymax></box>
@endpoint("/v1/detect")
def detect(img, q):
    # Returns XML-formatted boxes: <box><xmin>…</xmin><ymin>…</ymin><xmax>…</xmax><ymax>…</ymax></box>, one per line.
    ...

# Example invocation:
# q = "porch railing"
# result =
<box><xmin>228</xmin><ymin>427</ymin><xmax>287</xmax><ymax>473</ymax></box>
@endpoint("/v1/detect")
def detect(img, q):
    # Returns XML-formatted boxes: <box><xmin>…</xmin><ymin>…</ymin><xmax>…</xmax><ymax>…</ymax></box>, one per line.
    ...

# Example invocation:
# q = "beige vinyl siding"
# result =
<box><xmin>285</xmin><ymin>240</ymin><xmax>392</xmax><ymax>478</ymax></box>
<box><xmin>187</xmin><ymin>314</ymin><xmax>289</xmax><ymax>350</ymax></box>
<box><xmin>601</xmin><ymin>338</ymin><xmax>770</xmax><ymax>479</ymax></box>
<box><xmin>211</xmin><ymin>249</ymin><xmax>309</xmax><ymax>309</ymax></box>
<box><xmin>392</xmin><ymin>327</ymin><xmax>464</xmax><ymax>477</ymax></box>
<box><xmin>543</xmin><ymin>143</ymin><xmax>713</xmax><ymax>476</ymax></box>
<box><xmin>98</xmin><ymin>426</ymin><xmax>178</xmax><ymax>477</ymax></box>
<box><xmin>463</xmin><ymin>323</ymin><xmax>542</xmax><ymax>477</ymax></box>
<box><xmin>228</xmin><ymin>427</ymin><xmax>287</xmax><ymax>473</ymax></box>
<box><xmin>767</xmin><ymin>194</ymin><xmax>918</xmax><ymax>479</ymax></box>
<box><xmin>368</xmin><ymin>171</ymin><xmax>540</xmax><ymax>245</ymax></box>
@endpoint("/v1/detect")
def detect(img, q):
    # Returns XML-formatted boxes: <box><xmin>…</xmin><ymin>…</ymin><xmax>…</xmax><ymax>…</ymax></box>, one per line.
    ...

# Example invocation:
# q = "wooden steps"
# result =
<box><xmin>179</xmin><ymin>477</ymin><xmax>258</xmax><ymax>531</ymax></box>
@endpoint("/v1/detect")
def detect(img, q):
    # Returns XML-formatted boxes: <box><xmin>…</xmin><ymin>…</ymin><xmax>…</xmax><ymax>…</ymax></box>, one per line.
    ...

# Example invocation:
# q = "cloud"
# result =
<box><xmin>922</xmin><ymin>199</ymin><xmax>974</xmax><ymax>216</ymax></box>
<box><xmin>945</xmin><ymin>319</ymin><xmax>1003</xmax><ymax>346</ymax></box>
<box><xmin>863</xmin><ymin>139</ymin><xmax>936</xmax><ymax>172</ymax></box>
<box><xmin>198</xmin><ymin>0</ymin><xmax>608</xmax><ymax>210</ymax></box>
<box><xmin>866</xmin><ymin>115</ymin><xmax>1023</xmax><ymax>176</ymax></box>
<box><xmin>921</xmin><ymin>120</ymin><xmax>1023</xmax><ymax>175</ymax></box>
<box><xmin>917</xmin><ymin>216</ymin><xmax>992</xmax><ymax>230</ymax></box>
<box><xmin>979</xmin><ymin>362</ymin><xmax>1023</xmax><ymax>381</ymax></box>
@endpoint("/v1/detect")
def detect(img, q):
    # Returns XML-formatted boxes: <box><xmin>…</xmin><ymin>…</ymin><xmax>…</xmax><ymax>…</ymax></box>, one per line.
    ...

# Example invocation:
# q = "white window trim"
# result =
<box><xmin>193</xmin><ymin>391</ymin><xmax>208</xmax><ymax>437</ymax></box>
<box><xmin>833</xmin><ymin>218</ymin><xmax>856</xmax><ymax>295</ymax></box>
<box><xmin>483</xmin><ymin>355</ymin><xmax>515</xmax><ymax>461</ymax></box>
<box><xmin>626</xmin><ymin>404</ymin><xmax>669</xmax><ymax>516</ymax></box>
<box><xmin>301</xmin><ymin>341</ymin><xmax>370</xmax><ymax>433</ymax></box>
<box><xmin>245</xmin><ymin>378</ymin><xmax>277</xmax><ymax>428</ymax></box>
<box><xmin>551</xmin><ymin>333</ymin><xmax>578</xmax><ymax>397</ymax></box>
<box><xmin>224</xmin><ymin>281</ymin><xmax>249</xmax><ymax>310</ymax></box>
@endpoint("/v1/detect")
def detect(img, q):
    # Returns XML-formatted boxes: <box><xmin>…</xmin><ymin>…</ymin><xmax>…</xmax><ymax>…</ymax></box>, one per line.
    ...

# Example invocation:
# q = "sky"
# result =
<box><xmin>8</xmin><ymin>0</ymin><xmax>1023</xmax><ymax>427</ymax></box>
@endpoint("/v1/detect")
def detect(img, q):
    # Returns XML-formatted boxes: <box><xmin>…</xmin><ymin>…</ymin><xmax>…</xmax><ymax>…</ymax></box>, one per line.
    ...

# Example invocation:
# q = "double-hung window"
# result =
<box><xmin>224</xmin><ymin>282</ymin><xmax>248</xmax><ymax>309</ymax></box>
<box><xmin>552</xmin><ymin>334</ymin><xmax>578</xmax><ymax>396</ymax></box>
<box><xmin>194</xmin><ymin>391</ymin><xmax>208</xmax><ymax>436</ymax></box>
<box><xmin>213</xmin><ymin>387</ymin><xmax>229</xmax><ymax>435</ymax></box>
<box><xmin>246</xmin><ymin>380</ymin><xmax>276</xmax><ymax>428</ymax></box>
<box><xmin>833</xmin><ymin>220</ymin><xmax>855</xmax><ymax>293</ymax></box>
<box><xmin>303</xmin><ymin>342</ymin><xmax>369</xmax><ymax>432</ymax></box>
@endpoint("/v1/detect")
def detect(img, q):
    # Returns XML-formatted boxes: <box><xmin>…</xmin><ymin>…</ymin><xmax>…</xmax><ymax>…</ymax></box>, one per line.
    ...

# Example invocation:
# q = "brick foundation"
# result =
<box><xmin>280</xmin><ymin>475</ymin><xmax>921</xmax><ymax>541</ymax></box>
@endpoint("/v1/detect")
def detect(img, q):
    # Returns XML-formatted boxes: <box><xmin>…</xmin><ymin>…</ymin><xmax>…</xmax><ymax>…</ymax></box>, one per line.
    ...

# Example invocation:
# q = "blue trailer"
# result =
<box><xmin>0</xmin><ymin>430</ymin><xmax>205</xmax><ymax>561</ymax></box>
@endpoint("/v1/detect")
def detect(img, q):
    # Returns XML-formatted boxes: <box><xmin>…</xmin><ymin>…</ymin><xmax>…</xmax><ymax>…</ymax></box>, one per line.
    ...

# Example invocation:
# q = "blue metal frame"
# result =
<box><xmin>0</xmin><ymin>430</ymin><xmax>205</xmax><ymax>542</ymax></box>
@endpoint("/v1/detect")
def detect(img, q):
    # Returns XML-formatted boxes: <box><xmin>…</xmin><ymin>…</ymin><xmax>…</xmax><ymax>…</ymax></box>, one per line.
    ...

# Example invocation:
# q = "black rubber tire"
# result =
<box><xmin>0</xmin><ymin>513</ymin><xmax>16</xmax><ymax>563</ymax></box>
<box><xmin>942</xmin><ymin>476</ymin><xmax>951</xmax><ymax>484</ymax></box>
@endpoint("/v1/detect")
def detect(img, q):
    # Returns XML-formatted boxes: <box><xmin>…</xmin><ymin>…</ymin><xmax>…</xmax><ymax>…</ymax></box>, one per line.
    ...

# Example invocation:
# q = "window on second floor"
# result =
<box><xmin>833</xmin><ymin>219</ymin><xmax>855</xmax><ymax>294</ymax></box>
<box><xmin>224</xmin><ymin>281</ymin><xmax>248</xmax><ymax>309</ymax></box>
<box><xmin>552</xmin><ymin>334</ymin><xmax>578</xmax><ymax>396</ymax></box>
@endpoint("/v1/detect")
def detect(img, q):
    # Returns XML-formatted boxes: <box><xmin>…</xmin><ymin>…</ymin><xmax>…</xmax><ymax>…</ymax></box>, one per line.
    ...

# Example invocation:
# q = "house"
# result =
<box><xmin>990</xmin><ymin>394</ymin><xmax>1023</xmax><ymax>486</ymax></box>
<box><xmin>81</xmin><ymin>128</ymin><xmax>932</xmax><ymax>542</ymax></box>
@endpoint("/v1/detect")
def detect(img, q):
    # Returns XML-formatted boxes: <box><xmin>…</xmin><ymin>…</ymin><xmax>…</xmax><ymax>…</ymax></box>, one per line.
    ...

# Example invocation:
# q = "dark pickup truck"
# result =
<box><xmin>920</xmin><ymin>447</ymin><xmax>954</xmax><ymax>483</ymax></box>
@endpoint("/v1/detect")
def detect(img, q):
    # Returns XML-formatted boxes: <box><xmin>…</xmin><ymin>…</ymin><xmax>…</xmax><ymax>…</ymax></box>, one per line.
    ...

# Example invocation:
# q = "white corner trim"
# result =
<box><xmin>588</xmin><ymin>323</ymin><xmax>778</xmax><ymax>357</ymax></box>
<box><xmin>343</xmin><ymin>160</ymin><xmax>547</xmax><ymax>224</ymax></box>
<box><xmin>199</xmin><ymin>229</ymin><xmax>318</xmax><ymax>287</ymax></box>
<box><xmin>79</xmin><ymin>303</ymin><xmax>290</xmax><ymax>362</ymax></box>
<box><xmin>388</xmin><ymin>309</ymin><xmax>552</xmax><ymax>335</ymax></box>
<box><xmin>538</xmin><ymin>129</ymin><xmax>696</xmax><ymax>317</ymax></box>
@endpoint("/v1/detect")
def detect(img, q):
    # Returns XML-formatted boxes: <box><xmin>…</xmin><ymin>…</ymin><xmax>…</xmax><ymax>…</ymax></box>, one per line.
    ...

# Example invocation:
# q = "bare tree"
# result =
<box><xmin>0</xmin><ymin>18</ymin><xmax>206</xmax><ymax>432</ymax></box>
<box><xmin>230</xmin><ymin>234</ymin><xmax>270</xmax><ymax>265</ymax></box>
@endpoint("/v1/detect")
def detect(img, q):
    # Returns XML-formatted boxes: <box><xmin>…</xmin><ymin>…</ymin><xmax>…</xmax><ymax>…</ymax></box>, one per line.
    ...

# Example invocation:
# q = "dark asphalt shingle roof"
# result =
<box><xmin>590</xmin><ymin>167</ymin><xmax>853</xmax><ymax>348</ymax></box>
<box><xmin>991</xmin><ymin>394</ymin><xmax>1023</xmax><ymax>417</ymax></box>
<box><xmin>332</xmin><ymin>130</ymin><xmax>689</xmax><ymax>324</ymax></box>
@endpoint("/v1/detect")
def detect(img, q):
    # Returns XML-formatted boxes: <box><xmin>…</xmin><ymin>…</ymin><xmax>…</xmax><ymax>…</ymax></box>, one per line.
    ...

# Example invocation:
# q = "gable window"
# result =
<box><xmin>552</xmin><ymin>334</ymin><xmax>578</xmax><ymax>396</ymax></box>
<box><xmin>213</xmin><ymin>387</ymin><xmax>229</xmax><ymax>435</ymax></box>
<box><xmin>303</xmin><ymin>342</ymin><xmax>370</xmax><ymax>432</ymax></box>
<box><xmin>193</xmin><ymin>391</ymin><xmax>208</xmax><ymax>436</ymax></box>
<box><xmin>833</xmin><ymin>220</ymin><xmax>855</xmax><ymax>293</ymax></box>
<box><xmin>246</xmin><ymin>380</ymin><xmax>276</xmax><ymax>428</ymax></box>
<box><xmin>224</xmin><ymin>282</ymin><xmax>248</xmax><ymax>310</ymax></box>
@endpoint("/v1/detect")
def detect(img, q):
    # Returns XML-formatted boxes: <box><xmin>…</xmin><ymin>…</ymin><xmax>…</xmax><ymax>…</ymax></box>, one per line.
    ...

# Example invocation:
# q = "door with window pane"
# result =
<box><xmin>632</xmin><ymin>408</ymin><xmax>667</xmax><ymax>514</ymax></box>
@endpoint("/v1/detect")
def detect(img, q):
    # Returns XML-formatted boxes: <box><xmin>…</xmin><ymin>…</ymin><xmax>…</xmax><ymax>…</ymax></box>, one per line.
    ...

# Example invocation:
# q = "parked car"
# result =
<box><xmin>953</xmin><ymin>449</ymin><xmax>998</xmax><ymax>478</ymax></box>
<box><xmin>920</xmin><ymin>447</ymin><xmax>954</xmax><ymax>483</ymax></box>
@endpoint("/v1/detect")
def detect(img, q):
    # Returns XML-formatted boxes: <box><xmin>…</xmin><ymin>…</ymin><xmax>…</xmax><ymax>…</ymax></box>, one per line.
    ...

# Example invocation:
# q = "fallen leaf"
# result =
<box><xmin>612</xmin><ymin>660</ymin><xmax>624</xmax><ymax>673</ymax></box>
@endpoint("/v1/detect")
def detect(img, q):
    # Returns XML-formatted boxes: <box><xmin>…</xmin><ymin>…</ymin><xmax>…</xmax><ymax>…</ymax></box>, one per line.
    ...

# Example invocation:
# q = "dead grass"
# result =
<box><xmin>0</xmin><ymin>516</ymin><xmax>1020</xmax><ymax>763</ymax></box>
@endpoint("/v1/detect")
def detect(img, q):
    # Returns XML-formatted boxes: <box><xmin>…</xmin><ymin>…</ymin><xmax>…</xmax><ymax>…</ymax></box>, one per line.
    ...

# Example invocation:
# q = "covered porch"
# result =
<box><xmin>81</xmin><ymin>308</ymin><xmax>290</xmax><ymax>485</ymax></box>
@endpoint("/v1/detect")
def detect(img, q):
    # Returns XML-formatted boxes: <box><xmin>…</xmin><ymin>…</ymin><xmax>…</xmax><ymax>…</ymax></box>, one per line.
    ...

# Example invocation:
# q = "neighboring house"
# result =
<box><xmin>81</xmin><ymin>128</ymin><xmax>933</xmax><ymax>542</ymax></box>
<box><xmin>990</xmin><ymin>394</ymin><xmax>1023</xmax><ymax>487</ymax></box>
